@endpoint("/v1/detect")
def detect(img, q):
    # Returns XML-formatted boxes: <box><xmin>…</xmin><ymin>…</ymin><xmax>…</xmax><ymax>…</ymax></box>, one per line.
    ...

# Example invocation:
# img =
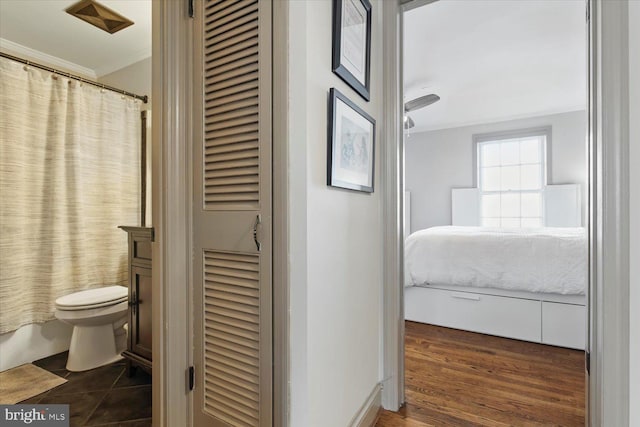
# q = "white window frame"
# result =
<box><xmin>473</xmin><ymin>127</ymin><xmax>551</xmax><ymax>228</ymax></box>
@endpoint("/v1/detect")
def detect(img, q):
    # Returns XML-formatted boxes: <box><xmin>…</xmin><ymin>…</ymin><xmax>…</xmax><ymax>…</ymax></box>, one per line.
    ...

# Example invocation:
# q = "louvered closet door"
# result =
<box><xmin>193</xmin><ymin>0</ymin><xmax>272</xmax><ymax>426</ymax></box>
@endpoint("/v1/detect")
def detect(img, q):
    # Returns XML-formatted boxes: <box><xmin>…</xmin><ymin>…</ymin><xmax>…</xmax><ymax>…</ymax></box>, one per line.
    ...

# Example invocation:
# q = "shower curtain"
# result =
<box><xmin>0</xmin><ymin>57</ymin><xmax>141</xmax><ymax>334</ymax></box>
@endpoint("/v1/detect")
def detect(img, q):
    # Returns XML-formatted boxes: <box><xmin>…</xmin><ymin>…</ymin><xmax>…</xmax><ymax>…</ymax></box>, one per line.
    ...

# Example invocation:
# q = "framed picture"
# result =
<box><xmin>328</xmin><ymin>88</ymin><xmax>376</xmax><ymax>193</ymax></box>
<box><xmin>332</xmin><ymin>0</ymin><xmax>372</xmax><ymax>101</ymax></box>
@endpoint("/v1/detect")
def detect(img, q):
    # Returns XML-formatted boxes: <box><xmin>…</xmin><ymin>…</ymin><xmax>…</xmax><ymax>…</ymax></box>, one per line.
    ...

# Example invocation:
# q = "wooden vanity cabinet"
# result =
<box><xmin>119</xmin><ymin>226</ymin><xmax>153</xmax><ymax>375</ymax></box>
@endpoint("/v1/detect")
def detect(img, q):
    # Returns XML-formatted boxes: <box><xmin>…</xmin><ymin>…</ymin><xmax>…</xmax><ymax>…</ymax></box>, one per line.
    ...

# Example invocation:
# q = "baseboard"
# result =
<box><xmin>0</xmin><ymin>320</ymin><xmax>72</xmax><ymax>371</ymax></box>
<box><xmin>349</xmin><ymin>383</ymin><xmax>383</xmax><ymax>427</ymax></box>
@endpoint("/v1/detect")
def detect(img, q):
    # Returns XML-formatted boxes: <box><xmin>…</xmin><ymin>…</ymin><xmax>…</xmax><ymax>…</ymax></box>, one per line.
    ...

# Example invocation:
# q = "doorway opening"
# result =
<box><xmin>0</xmin><ymin>1</ymin><xmax>153</xmax><ymax>424</ymax></box>
<box><xmin>384</xmin><ymin>1</ymin><xmax>589</xmax><ymax>424</ymax></box>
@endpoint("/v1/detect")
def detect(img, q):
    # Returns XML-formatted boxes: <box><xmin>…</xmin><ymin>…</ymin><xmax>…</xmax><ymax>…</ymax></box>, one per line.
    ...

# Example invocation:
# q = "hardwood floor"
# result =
<box><xmin>376</xmin><ymin>322</ymin><xmax>585</xmax><ymax>426</ymax></box>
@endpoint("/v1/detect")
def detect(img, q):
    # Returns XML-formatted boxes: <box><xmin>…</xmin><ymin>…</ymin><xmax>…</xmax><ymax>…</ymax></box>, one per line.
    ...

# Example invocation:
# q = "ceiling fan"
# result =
<box><xmin>404</xmin><ymin>93</ymin><xmax>440</xmax><ymax>129</ymax></box>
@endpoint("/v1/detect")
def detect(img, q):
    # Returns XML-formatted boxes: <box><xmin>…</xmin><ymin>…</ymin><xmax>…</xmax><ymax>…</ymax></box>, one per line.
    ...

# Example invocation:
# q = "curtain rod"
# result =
<box><xmin>0</xmin><ymin>51</ymin><xmax>148</xmax><ymax>104</ymax></box>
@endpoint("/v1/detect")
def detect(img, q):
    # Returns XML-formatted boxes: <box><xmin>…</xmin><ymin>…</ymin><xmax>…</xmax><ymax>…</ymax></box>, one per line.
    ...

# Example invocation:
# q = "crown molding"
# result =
<box><xmin>0</xmin><ymin>38</ymin><xmax>151</xmax><ymax>79</ymax></box>
<box><xmin>0</xmin><ymin>38</ymin><xmax>97</xmax><ymax>79</ymax></box>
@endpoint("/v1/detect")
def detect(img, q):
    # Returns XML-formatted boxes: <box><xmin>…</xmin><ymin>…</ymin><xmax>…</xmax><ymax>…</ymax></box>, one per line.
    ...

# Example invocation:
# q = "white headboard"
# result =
<box><xmin>451</xmin><ymin>188</ymin><xmax>480</xmax><ymax>226</ymax></box>
<box><xmin>451</xmin><ymin>184</ymin><xmax>582</xmax><ymax>227</ymax></box>
<box><xmin>544</xmin><ymin>184</ymin><xmax>582</xmax><ymax>227</ymax></box>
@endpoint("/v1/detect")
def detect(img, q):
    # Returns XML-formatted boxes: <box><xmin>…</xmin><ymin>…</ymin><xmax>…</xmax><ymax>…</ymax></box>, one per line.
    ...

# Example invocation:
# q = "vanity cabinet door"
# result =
<box><xmin>120</xmin><ymin>225</ymin><xmax>152</xmax><ymax>374</ymax></box>
<box><xmin>130</xmin><ymin>265</ymin><xmax>152</xmax><ymax>361</ymax></box>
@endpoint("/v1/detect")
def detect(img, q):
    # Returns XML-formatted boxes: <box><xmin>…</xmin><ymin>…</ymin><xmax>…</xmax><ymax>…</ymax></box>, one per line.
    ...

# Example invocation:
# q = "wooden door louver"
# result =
<box><xmin>203</xmin><ymin>251</ymin><xmax>260</xmax><ymax>425</ymax></box>
<box><xmin>194</xmin><ymin>0</ymin><xmax>272</xmax><ymax>426</ymax></box>
<box><xmin>203</xmin><ymin>0</ymin><xmax>260</xmax><ymax>210</ymax></box>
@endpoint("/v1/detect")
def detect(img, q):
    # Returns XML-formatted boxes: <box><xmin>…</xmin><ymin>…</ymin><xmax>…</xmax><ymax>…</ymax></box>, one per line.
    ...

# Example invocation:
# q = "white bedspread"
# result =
<box><xmin>405</xmin><ymin>226</ymin><xmax>587</xmax><ymax>295</ymax></box>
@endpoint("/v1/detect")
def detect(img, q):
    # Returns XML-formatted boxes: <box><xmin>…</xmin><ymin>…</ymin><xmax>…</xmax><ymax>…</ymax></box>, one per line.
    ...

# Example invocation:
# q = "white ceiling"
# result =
<box><xmin>0</xmin><ymin>0</ymin><xmax>151</xmax><ymax>78</ymax></box>
<box><xmin>403</xmin><ymin>0</ymin><xmax>586</xmax><ymax>133</ymax></box>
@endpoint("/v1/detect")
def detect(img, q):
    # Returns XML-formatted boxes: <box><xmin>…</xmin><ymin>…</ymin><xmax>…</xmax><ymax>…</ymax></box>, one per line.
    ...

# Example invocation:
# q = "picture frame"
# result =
<box><xmin>328</xmin><ymin>88</ymin><xmax>376</xmax><ymax>193</ymax></box>
<box><xmin>332</xmin><ymin>0</ymin><xmax>372</xmax><ymax>101</ymax></box>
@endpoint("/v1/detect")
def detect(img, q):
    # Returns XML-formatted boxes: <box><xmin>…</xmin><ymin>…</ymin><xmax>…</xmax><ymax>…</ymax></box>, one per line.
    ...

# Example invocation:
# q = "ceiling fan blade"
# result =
<box><xmin>404</xmin><ymin>116</ymin><xmax>415</xmax><ymax>130</ymax></box>
<box><xmin>404</xmin><ymin>94</ymin><xmax>441</xmax><ymax>112</ymax></box>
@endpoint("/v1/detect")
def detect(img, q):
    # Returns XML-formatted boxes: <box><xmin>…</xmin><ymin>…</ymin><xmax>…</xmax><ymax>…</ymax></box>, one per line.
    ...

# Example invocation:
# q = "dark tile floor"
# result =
<box><xmin>20</xmin><ymin>352</ymin><xmax>152</xmax><ymax>427</ymax></box>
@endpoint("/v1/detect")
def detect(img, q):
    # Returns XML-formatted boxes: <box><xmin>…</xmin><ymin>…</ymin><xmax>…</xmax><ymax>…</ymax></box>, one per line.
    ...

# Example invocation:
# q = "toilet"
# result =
<box><xmin>54</xmin><ymin>285</ymin><xmax>129</xmax><ymax>372</ymax></box>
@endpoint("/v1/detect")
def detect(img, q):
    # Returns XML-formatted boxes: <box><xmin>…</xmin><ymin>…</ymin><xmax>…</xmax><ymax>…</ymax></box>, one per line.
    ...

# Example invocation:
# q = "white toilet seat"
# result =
<box><xmin>55</xmin><ymin>285</ymin><xmax>128</xmax><ymax>310</ymax></box>
<box><xmin>55</xmin><ymin>300</ymin><xmax>128</xmax><ymax>322</ymax></box>
<box><xmin>56</xmin><ymin>297</ymin><xmax>128</xmax><ymax>311</ymax></box>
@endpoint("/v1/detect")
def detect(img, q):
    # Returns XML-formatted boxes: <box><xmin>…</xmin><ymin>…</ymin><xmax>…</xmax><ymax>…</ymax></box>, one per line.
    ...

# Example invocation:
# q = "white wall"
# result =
<box><xmin>99</xmin><ymin>57</ymin><xmax>152</xmax><ymax>109</ymax></box>
<box><xmin>100</xmin><ymin>57</ymin><xmax>152</xmax><ymax>227</ymax></box>
<box><xmin>288</xmin><ymin>1</ymin><xmax>384</xmax><ymax>426</ymax></box>
<box><xmin>405</xmin><ymin>110</ymin><xmax>587</xmax><ymax>232</ymax></box>
<box><xmin>628</xmin><ymin>2</ymin><xmax>639</xmax><ymax>424</ymax></box>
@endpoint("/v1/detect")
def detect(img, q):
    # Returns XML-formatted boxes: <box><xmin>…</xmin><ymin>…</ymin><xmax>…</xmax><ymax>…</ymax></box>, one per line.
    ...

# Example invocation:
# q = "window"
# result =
<box><xmin>476</xmin><ymin>129</ymin><xmax>548</xmax><ymax>228</ymax></box>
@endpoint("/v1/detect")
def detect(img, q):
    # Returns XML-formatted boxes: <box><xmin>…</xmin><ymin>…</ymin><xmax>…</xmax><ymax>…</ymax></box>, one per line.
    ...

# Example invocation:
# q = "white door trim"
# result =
<box><xmin>154</xmin><ymin>1</ymin><xmax>291</xmax><ymax>426</ymax></box>
<box><xmin>588</xmin><ymin>0</ymin><xmax>630</xmax><ymax>425</ymax></box>
<box><xmin>152</xmin><ymin>1</ymin><xmax>193</xmax><ymax>426</ymax></box>
<box><xmin>273</xmin><ymin>1</ymin><xmax>290</xmax><ymax>425</ymax></box>
<box><xmin>381</xmin><ymin>0</ymin><xmax>632</xmax><ymax>423</ymax></box>
<box><xmin>380</xmin><ymin>0</ymin><xmax>404</xmax><ymax>411</ymax></box>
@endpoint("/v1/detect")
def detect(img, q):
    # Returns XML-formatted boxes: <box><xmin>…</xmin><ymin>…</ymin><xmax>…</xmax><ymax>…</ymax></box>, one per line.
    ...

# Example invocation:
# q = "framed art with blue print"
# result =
<box><xmin>328</xmin><ymin>88</ymin><xmax>375</xmax><ymax>193</ymax></box>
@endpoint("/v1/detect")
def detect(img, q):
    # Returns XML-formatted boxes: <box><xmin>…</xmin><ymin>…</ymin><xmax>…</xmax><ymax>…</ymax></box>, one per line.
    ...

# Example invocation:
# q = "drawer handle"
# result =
<box><xmin>129</xmin><ymin>291</ymin><xmax>137</xmax><ymax>315</ymax></box>
<box><xmin>451</xmin><ymin>292</ymin><xmax>481</xmax><ymax>301</ymax></box>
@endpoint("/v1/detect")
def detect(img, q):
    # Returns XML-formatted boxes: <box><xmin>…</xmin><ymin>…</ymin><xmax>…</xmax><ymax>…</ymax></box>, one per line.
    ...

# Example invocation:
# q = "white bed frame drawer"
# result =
<box><xmin>405</xmin><ymin>287</ymin><xmax>541</xmax><ymax>342</ymax></box>
<box><xmin>542</xmin><ymin>302</ymin><xmax>586</xmax><ymax>349</ymax></box>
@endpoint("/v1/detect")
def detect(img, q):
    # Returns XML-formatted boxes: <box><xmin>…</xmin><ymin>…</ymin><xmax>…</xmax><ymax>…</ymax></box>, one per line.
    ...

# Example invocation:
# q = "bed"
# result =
<box><xmin>404</xmin><ymin>186</ymin><xmax>587</xmax><ymax>350</ymax></box>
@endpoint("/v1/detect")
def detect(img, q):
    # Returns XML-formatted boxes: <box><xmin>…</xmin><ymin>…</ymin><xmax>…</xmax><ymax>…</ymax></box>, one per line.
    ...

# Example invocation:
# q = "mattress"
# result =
<box><xmin>405</xmin><ymin>226</ymin><xmax>587</xmax><ymax>295</ymax></box>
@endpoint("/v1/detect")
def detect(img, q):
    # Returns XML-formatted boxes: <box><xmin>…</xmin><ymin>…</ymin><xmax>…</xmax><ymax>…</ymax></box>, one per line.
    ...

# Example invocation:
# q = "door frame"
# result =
<box><xmin>152</xmin><ymin>1</ymin><xmax>290</xmax><ymax>426</ymax></box>
<box><xmin>587</xmin><ymin>1</ymin><xmax>630</xmax><ymax>425</ymax></box>
<box><xmin>151</xmin><ymin>1</ymin><xmax>193</xmax><ymax>426</ymax></box>
<box><xmin>272</xmin><ymin>1</ymin><xmax>290</xmax><ymax>426</ymax></box>
<box><xmin>381</xmin><ymin>0</ymin><xmax>631</xmax><ymax>424</ymax></box>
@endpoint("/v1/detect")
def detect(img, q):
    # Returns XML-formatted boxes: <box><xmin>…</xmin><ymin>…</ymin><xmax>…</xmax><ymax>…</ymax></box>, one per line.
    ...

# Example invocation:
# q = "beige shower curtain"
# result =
<box><xmin>0</xmin><ymin>57</ymin><xmax>141</xmax><ymax>334</ymax></box>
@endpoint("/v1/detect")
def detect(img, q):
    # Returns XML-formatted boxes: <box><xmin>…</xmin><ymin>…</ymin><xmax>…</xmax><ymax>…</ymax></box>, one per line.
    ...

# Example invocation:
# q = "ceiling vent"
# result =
<box><xmin>66</xmin><ymin>0</ymin><xmax>134</xmax><ymax>34</ymax></box>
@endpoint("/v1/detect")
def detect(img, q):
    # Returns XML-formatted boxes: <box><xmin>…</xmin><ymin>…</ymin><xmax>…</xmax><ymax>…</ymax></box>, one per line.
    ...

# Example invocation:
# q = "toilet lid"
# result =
<box><xmin>55</xmin><ymin>285</ymin><xmax>128</xmax><ymax>309</ymax></box>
